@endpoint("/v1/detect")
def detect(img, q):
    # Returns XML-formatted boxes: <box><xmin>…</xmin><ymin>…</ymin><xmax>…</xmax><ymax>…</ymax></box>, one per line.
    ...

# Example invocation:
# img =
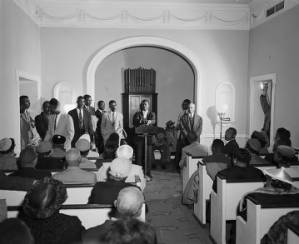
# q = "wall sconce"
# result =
<box><xmin>218</xmin><ymin>104</ymin><xmax>231</xmax><ymax>140</ymax></box>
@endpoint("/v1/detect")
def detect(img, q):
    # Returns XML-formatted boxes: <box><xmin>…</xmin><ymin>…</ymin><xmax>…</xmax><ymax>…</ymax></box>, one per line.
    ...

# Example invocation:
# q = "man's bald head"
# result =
<box><xmin>65</xmin><ymin>148</ymin><xmax>81</xmax><ymax>167</ymax></box>
<box><xmin>114</xmin><ymin>187</ymin><xmax>144</xmax><ymax>218</ymax></box>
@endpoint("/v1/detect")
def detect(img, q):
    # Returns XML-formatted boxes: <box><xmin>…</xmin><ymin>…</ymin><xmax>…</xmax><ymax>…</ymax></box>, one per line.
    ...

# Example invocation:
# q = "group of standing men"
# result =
<box><xmin>20</xmin><ymin>95</ymin><xmax>126</xmax><ymax>154</ymax></box>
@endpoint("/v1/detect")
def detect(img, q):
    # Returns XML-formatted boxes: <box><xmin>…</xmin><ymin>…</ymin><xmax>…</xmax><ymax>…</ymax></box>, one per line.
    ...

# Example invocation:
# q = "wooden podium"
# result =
<box><xmin>135</xmin><ymin>125</ymin><xmax>158</xmax><ymax>177</ymax></box>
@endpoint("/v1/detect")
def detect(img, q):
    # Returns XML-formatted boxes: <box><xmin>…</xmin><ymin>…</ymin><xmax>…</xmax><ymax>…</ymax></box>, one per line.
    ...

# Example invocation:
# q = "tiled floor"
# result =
<box><xmin>144</xmin><ymin>170</ymin><xmax>212</xmax><ymax>244</ymax></box>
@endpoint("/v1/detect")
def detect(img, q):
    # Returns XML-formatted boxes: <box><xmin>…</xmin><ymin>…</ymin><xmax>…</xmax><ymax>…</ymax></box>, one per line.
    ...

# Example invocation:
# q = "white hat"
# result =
<box><xmin>75</xmin><ymin>134</ymin><xmax>90</xmax><ymax>152</ymax></box>
<box><xmin>116</xmin><ymin>145</ymin><xmax>134</xmax><ymax>160</ymax></box>
<box><xmin>109</xmin><ymin>158</ymin><xmax>132</xmax><ymax>179</ymax></box>
<box><xmin>0</xmin><ymin>138</ymin><xmax>12</xmax><ymax>152</ymax></box>
<box><xmin>263</xmin><ymin>167</ymin><xmax>294</xmax><ymax>185</ymax></box>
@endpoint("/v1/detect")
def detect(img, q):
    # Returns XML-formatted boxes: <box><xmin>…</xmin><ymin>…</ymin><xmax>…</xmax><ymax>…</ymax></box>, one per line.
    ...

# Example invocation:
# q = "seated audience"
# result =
<box><xmin>203</xmin><ymin>139</ymin><xmax>231</xmax><ymax>180</ymax></box>
<box><xmin>49</xmin><ymin>134</ymin><xmax>66</xmax><ymax>158</ymax></box>
<box><xmin>36</xmin><ymin>141</ymin><xmax>66</xmax><ymax>170</ymax></box>
<box><xmin>76</xmin><ymin>134</ymin><xmax>96</xmax><ymax>168</ymax></box>
<box><xmin>246</xmin><ymin>138</ymin><xmax>271</xmax><ymax>165</ymax></box>
<box><xmin>261</xmin><ymin>210</ymin><xmax>299</xmax><ymax>244</ymax></box>
<box><xmin>212</xmin><ymin>148</ymin><xmax>266</xmax><ymax>192</ymax></box>
<box><xmin>0</xmin><ymin>218</ymin><xmax>34</xmax><ymax>244</ymax></box>
<box><xmin>273</xmin><ymin>145</ymin><xmax>298</xmax><ymax>167</ymax></box>
<box><xmin>84</xmin><ymin>187</ymin><xmax>146</xmax><ymax>243</ymax></box>
<box><xmin>10</xmin><ymin>146</ymin><xmax>51</xmax><ymax>180</ymax></box>
<box><xmin>251</xmin><ymin>130</ymin><xmax>269</xmax><ymax>155</ymax></box>
<box><xmin>53</xmin><ymin>148</ymin><xmax>97</xmax><ymax>184</ymax></box>
<box><xmin>102</xmin><ymin>133</ymin><xmax>119</xmax><ymax>160</ymax></box>
<box><xmin>182</xmin><ymin>139</ymin><xmax>230</xmax><ymax>205</ymax></box>
<box><xmin>89</xmin><ymin>159</ymin><xmax>137</xmax><ymax>204</ymax></box>
<box><xmin>273</xmin><ymin>127</ymin><xmax>292</xmax><ymax>151</ymax></box>
<box><xmin>223</xmin><ymin>127</ymin><xmax>239</xmax><ymax>162</ymax></box>
<box><xmin>98</xmin><ymin>145</ymin><xmax>146</xmax><ymax>190</ymax></box>
<box><xmin>179</xmin><ymin>132</ymin><xmax>208</xmax><ymax>169</ymax></box>
<box><xmin>0</xmin><ymin>137</ymin><xmax>17</xmax><ymax>170</ymax></box>
<box><xmin>19</xmin><ymin>178</ymin><xmax>85</xmax><ymax>244</ymax></box>
<box><xmin>83</xmin><ymin>217</ymin><xmax>157</xmax><ymax>244</ymax></box>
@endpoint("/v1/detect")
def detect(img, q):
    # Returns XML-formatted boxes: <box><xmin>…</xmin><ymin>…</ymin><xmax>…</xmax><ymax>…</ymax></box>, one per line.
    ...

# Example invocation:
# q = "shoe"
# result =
<box><xmin>145</xmin><ymin>175</ymin><xmax>153</xmax><ymax>182</ymax></box>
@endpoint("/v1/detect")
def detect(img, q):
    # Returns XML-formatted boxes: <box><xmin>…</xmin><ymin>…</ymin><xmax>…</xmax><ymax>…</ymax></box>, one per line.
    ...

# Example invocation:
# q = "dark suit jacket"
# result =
<box><xmin>35</xmin><ymin>112</ymin><xmax>49</xmax><ymax>140</ymax></box>
<box><xmin>68</xmin><ymin>108</ymin><xmax>93</xmax><ymax>147</ymax></box>
<box><xmin>36</xmin><ymin>155</ymin><xmax>66</xmax><ymax>170</ymax></box>
<box><xmin>133</xmin><ymin>111</ymin><xmax>156</xmax><ymax>128</ymax></box>
<box><xmin>212</xmin><ymin>166</ymin><xmax>266</xmax><ymax>192</ymax></box>
<box><xmin>224</xmin><ymin>139</ymin><xmax>239</xmax><ymax>160</ymax></box>
<box><xmin>88</xmin><ymin>181</ymin><xmax>135</xmax><ymax>204</ymax></box>
<box><xmin>9</xmin><ymin>167</ymin><xmax>51</xmax><ymax>180</ymax></box>
<box><xmin>180</xmin><ymin>113</ymin><xmax>202</xmax><ymax>142</ymax></box>
<box><xmin>83</xmin><ymin>220</ymin><xmax>113</xmax><ymax>243</ymax></box>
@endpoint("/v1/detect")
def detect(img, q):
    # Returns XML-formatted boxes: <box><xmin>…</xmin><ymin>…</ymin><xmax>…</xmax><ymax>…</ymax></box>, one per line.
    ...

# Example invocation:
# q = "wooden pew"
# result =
<box><xmin>7</xmin><ymin>203</ymin><xmax>146</xmax><ymax>229</ymax></box>
<box><xmin>0</xmin><ymin>184</ymin><xmax>95</xmax><ymax>206</ymax></box>
<box><xmin>182</xmin><ymin>154</ymin><xmax>203</xmax><ymax>192</ymax></box>
<box><xmin>236</xmin><ymin>194</ymin><xmax>299</xmax><ymax>244</ymax></box>
<box><xmin>193</xmin><ymin>161</ymin><xmax>213</xmax><ymax>225</ymax></box>
<box><xmin>287</xmin><ymin>223</ymin><xmax>299</xmax><ymax>244</ymax></box>
<box><xmin>210</xmin><ymin>177</ymin><xmax>264</xmax><ymax>244</ymax></box>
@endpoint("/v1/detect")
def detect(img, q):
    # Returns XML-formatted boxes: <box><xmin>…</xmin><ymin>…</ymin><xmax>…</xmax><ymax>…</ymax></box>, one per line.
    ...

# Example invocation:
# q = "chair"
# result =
<box><xmin>7</xmin><ymin>203</ymin><xmax>146</xmax><ymax>229</ymax></box>
<box><xmin>210</xmin><ymin>177</ymin><xmax>264</xmax><ymax>244</ymax></box>
<box><xmin>194</xmin><ymin>161</ymin><xmax>213</xmax><ymax>224</ymax></box>
<box><xmin>236</xmin><ymin>194</ymin><xmax>299</xmax><ymax>244</ymax></box>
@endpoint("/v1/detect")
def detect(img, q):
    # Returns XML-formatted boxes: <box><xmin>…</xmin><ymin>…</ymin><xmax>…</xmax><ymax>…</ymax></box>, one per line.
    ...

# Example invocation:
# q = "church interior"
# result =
<box><xmin>1</xmin><ymin>0</ymin><xmax>299</xmax><ymax>243</ymax></box>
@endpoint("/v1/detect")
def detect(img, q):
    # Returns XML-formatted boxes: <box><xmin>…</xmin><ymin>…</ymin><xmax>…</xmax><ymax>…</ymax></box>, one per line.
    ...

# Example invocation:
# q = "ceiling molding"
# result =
<box><xmin>13</xmin><ymin>0</ymin><xmax>251</xmax><ymax>30</ymax></box>
<box><xmin>249</xmin><ymin>0</ymin><xmax>299</xmax><ymax>28</ymax></box>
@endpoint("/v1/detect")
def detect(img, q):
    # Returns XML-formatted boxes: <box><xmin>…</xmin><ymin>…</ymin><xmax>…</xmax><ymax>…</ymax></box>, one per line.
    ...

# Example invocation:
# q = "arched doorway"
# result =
<box><xmin>85</xmin><ymin>36</ymin><xmax>202</xmax><ymax>113</ymax></box>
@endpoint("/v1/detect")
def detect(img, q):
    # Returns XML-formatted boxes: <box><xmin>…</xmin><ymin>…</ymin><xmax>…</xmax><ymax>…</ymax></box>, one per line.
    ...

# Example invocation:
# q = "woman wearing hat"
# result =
<box><xmin>0</xmin><ymin>138</ymin><xmax>17</xmax><ymax>170</ymax></box>
<box><xmin>19</xmin><ymin>178</ymin><xmax>85</xmax><ymax>244</ymax></box>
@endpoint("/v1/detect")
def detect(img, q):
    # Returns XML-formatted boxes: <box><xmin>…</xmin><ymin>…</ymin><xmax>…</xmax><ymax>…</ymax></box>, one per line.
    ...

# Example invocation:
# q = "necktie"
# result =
<box><xmin>79</xmin><ymin>109</ymin><xmax>83</xmax><ymax>129</ymax></box>
<box><xmin>112</xmin><ymin>112</ymin><xmax>115</xmax><ymax>126</ymax></box>
<box><xmin>54</xmin><ymin>114</ymin><xmax>57</xmax><ymax>131</ymax></box>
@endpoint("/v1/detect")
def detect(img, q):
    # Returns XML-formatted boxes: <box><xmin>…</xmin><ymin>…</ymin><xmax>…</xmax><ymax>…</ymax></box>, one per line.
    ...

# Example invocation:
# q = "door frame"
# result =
<box><xmin>249</xmin><ymin>73</ymin><xmax>277</xmax><ymax>147</ymax></box>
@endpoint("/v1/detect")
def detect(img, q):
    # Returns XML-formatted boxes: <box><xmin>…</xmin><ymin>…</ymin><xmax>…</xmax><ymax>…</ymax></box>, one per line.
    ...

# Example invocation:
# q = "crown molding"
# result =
<box><xmin>249</xmin><ymin>0</ymin><xmax>299</xmax><ymax>28</ymax></box>
<box><xmin>13</xmin><ymin>0</ymin><xmax>250</xmax><ymax>30</ymax></box>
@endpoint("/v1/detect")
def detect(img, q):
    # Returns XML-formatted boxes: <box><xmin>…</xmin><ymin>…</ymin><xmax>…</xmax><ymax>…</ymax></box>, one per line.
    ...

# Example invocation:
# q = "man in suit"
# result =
<box><xmin>45</xmin><ymin>98</ymin><xmax>74</xmax><ymax>150</ymax></box>
<box><xmin>10</xmin><ymin>146</ymin><xmax>51</xmax><ymax>180</ymax></box>
<box><xmin>180</xmin><ymin>103</ymin><xmax>202</xmax><ymax>145</ymax></box>
<box><xmin>84</xmin><ymin>94</ymin><xmax>96</xmax><ymax>150</ymax></box>
<box><xmin>53</xmin><ymin>148</ymin><xmax>97</xmax><ymax>184</ymax></box>
<box><xmin>133</xmin><ymin>99</ymin><xmax>156</xmax><ymax>181</ymax></box>
<box><xmin>89</xmin><ymin>158</ymin><xmax>136</xmax><ymax>204</ymax></box>
<box><xmin>95</xmin><ymin>100</ymin><xmax>106</xmax><ymax>154</ymax></box>
<box><xmin>223</xmin><ymin>127</ymin><xmax>239</xmax><ymax>162</ymax></box>
<box><xmin>69</xmin><ymin>96</ymin><xmax>94</xmax><ymax>148</ymax></box>
<box><xmin>83</xmin><ymin>187</ymin><xmax>145</xmax><ymax>243</ymax></box>
<box><xmin>83</xmin><ymin>94</ymin><xmax>96</xmax><ymax>116</ymax></box>
<box><xmin>101</xmin><ymin>100</ymin><xmax>124</xmax><ymax>145</ymax></box>
<box><xmin>97</xmin><ymin>145</ymin><xmax>146</xmax><ymax>190</ymax></box>
<box><xmin>212</xmin><ymin>148</ymin><xmax>266</xmax><ymax>192</ymax></box>
<box><xmin>35</xmin><ymin>101</ymin><xmax>50</xmax><ymax>140</ymax></box>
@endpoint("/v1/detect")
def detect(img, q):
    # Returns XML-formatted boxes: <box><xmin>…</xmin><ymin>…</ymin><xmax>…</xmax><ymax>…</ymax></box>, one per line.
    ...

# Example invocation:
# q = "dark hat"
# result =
<box><xmin>277</xmin><ymin>145</ymin><xmax>296</xmax><ymax>159</ymax></box>
<box><xmin>52</xmin><ymin>135</ymin><xmax>66</xmax><ymax>145</ymax></box>
<box><xmin>0</xmin><ymin>138</ymin><xmax>13</xmax><ymax>152</ymax></box>
<box><xmin>37</xmin><ymin>141</ymin><xmax>52</xmax><ymax>153</ymax></box>
<box><xmin>166</xmin><ymin>120</ymin><xmax>175</xmax><ymax>128</ymax></box>
<box><xmin>247</xmin><ymin>139</ymin><xmax>261</xmax><ymax>153</ymax></box>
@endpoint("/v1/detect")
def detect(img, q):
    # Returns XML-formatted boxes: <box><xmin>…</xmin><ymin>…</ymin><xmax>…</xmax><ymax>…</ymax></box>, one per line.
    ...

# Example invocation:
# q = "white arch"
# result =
<box><xmin>85</xmin><ymin>36</ymin><xmax>202</xmax><ymax>113</ymax></box>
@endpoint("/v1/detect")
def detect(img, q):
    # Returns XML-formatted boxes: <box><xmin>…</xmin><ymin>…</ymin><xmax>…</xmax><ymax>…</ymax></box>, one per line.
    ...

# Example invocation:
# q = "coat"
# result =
<box><xmin>52</xmin><ymin>166</ymin><xmax>97</xmax><ymax>184</ymax></box>
<box><xmin>180</xmin><ymin>113</ymin><xmax>202</xmax><ymax>143</ymax></box>
<box><xmin>68</xmin><ymin>108</ymin><xmax>93</xmax><ymax>147</ymax></box>
<box><xmin>45</xmin><ymin>113</ymin><xmax>74</xmax><ymax>150</ymax></box>
<box><xmin>101</xmin><ymin>111</ymin><xmax>124</xmax><ymax>144</ymax></box>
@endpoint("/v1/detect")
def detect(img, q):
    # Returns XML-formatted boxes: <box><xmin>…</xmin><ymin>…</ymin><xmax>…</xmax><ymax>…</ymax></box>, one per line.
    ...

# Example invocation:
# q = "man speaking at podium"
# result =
<box><xmin>133</xmin><ymin>99</ymin><xmax>156</xmax><ymax>181</ymax></box>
